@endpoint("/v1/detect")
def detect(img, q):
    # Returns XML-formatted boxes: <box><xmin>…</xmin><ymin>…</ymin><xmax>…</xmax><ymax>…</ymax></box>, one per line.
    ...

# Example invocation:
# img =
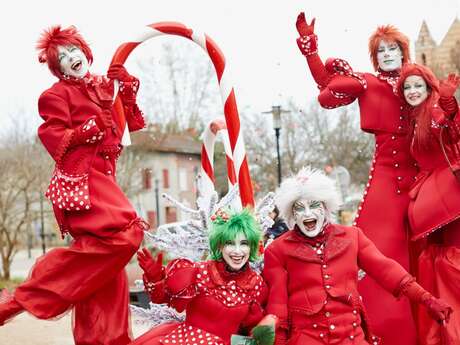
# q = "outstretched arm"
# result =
<box><xmin>295</xmin><ymin>12</ymin><xmax>330</xmax><ymax>88</ymax></box>
<box><xmin>439</xmin><ymin>74</ymin><xmax>460</xmax><ymax>120</ymax></box>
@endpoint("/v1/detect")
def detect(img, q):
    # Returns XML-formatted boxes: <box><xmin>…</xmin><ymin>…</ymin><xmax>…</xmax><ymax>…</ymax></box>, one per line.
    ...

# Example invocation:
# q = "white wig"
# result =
<box><xmin>275</xmin><ymin>166</ymin><xmax>341</xmax><ymax>228</ymax></box>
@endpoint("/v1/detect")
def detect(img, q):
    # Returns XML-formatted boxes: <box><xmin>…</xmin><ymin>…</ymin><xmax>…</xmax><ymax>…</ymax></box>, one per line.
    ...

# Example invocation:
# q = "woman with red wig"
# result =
<box><xmin>0</xmin><ymin>25</ymin><xmax>147</xmax><ymax>345</ymax></box>
<box><xmin>295</xmin><ymin>13</ymin><xmax>418</xmax><ymax>345</ymax></box>
<box><xmin>398</xmin><ymin>63</ymin><xmax>460</xmax><ymax>345</ymax></box>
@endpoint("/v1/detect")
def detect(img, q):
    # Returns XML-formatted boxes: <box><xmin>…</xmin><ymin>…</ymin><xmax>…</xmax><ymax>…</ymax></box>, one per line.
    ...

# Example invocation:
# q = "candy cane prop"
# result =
<box><xmin>110</xmin><ymin>22</ymin><xmax>254</xmax><ymax>206</ymax></box>
<box><xmin>201</xmin><ymin>118</ymin><xmax>236</xmax><ymax>197</ymax></box>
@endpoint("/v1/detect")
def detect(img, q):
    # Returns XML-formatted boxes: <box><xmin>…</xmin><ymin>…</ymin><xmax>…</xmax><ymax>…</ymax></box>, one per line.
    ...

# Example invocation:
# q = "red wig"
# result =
<box><xmin>36</xmin><ymin>25</ymin><xmax>93</xmax><ymax>78</ymax></box>
<box><xmin>368</xmin><ymin>25</ymin><xmax>410</xmax><ymax>71</ymax></box>
<box><xmin>397</xmin><ymin>63</ymin><xmax>440</xmax><ymax>148</ymax></box>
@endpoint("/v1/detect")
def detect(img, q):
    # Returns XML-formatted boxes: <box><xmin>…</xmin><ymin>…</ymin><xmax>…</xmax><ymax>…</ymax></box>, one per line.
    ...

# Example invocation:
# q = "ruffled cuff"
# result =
<box><xmin>297</xmin><ymin>34</ymin><xmax>318</xmax><ymax>56</ymax></box>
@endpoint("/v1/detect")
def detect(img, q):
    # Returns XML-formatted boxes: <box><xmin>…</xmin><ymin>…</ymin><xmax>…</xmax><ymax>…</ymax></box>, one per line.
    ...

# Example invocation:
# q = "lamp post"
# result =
<box><xmin>154</xmin><ymin>178</ymin><xmax>160</xmax><ymax>227</ymax></box>
<box><xmin>263</xmin><ymin>105</ymin><xmax>289</xmax><ymax>186</ymax></box>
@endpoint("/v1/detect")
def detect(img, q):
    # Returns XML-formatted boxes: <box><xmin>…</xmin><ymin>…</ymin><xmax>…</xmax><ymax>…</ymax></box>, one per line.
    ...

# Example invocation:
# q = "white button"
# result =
<box><xmin>313</xmin><ymin>323</ymin><xmax>318</xmax><ymax>328</ymax></box>
<box><xmin>319</xmin><ymin>333</ymin><xmax>324</xmax><ymax>338</ymax></box>
<box><xmin>329</xmin><ymin>324</ymin><xmax>335</xmax><ymax>330</ymax></box>
<box><xmin>325</xmin><ymin>311</ymin><xmax>331</xmax><ymax>317</ymax></box>
<box><xmin>325</xmin><ymin>285</ymin><xmax>331</xmax><ymax>289</ymax></box>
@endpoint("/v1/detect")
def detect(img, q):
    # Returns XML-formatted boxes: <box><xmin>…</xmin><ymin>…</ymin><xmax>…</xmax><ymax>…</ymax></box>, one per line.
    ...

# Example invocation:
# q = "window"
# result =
<box><xmin>165</xmin><ymin>207</ymin><xmax>177</xmax><ymax>223</ymax></box>
<box><xmin>147</xmin><ymin>211</ymin><xmax>157</xmax><ymax>229</ymax></box>
<box><xmin>179</xmin><ymin>168</ymin><xmax>187</xmax><ymax>191</ymax></box>
<box><xmin>142</xmin><ymin>168</ymin><xmax>152</xmax><ymax>190</ymax></box>
<box><xmin>162</xmin><ymin>169</ymin><xmax>169</xmax><ymax>188</ymax></box>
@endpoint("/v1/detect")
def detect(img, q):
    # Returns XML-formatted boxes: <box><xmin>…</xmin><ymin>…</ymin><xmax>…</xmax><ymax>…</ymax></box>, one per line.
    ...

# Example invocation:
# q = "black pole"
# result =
<box><xmin>39</xmin><ymin>192</ymin><xmax>46</xmax><ymax>254</ymax></box>
<box><xmin>155</xmin><ymin>179</ymin><xmax>160</xmax><ymax>227</ymax></box>
<box><xmin>275</xmin><ymin>127</ymin><xmax>282</xmax><ymax>186</ymax></box>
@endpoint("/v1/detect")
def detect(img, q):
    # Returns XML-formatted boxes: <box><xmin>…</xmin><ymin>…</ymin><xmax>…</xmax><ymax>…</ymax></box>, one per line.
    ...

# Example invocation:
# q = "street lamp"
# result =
<box><xmin>263</xmin><ymin>105</ymin><xmax>290</xmax><ymax>186</ymax></box>
<box><xmin>154</xmin><ymin>178</ymin><xmax>160</xmax><ymax>227</ymax></box>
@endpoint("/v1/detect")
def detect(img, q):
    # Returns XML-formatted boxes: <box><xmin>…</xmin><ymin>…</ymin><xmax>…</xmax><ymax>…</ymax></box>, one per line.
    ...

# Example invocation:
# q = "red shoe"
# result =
<box><xmin>0</xmin><ymin>289</ymin><xmax>23</xmax><ymax>325</ymax></box>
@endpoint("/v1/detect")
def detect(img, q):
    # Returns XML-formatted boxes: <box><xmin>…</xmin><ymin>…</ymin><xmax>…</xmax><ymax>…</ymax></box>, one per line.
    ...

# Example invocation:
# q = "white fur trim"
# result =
<box><xmin>275</xmin><ymin>167</ymin><xmax>341</xmax><ymax>228</ymax></box>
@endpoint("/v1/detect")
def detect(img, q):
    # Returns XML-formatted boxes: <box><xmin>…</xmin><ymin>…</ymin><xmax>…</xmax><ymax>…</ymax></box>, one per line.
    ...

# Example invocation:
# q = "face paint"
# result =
<box><xmin>376</xmin><ymin>40</ymin><xmax>402</xmax><ymax>72</ymax></box>
<box><xmin>57</xmin><ymin>45</ymin><xmax>89</xmax><ymax>79</ymax></box>
<box><xmin>293</xmin><ymin>199</ymin><xmax>326</xmax><ymax>238</ymax></box>
<box><xmin>221</xmin><ymin>232</ymin><xmax>250</xmax><ymax>271</ymax></box>
<box><xmin>403</xmin><ymin>75</ymin><xmax>429</xmax><ymax>107</ymax></box>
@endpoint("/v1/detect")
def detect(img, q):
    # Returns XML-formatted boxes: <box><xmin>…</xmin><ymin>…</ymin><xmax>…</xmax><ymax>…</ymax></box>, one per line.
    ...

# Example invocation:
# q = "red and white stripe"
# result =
<box><xmin>110</xmin><ymin>22</ymin><xmax>254</xmax><ymax>207</ymax></box>
<box><xmin>201</xmin><ymin>118</ymin><xmax>236</xmax><ymax>197</ymax></box>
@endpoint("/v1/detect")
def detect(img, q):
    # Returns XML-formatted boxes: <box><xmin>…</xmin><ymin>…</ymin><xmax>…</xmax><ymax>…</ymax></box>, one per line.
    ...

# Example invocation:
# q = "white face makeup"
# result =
<box><xmin>403</xmin><ymin>75</ymin><xmax>429</xmax><ymax>107</ymax></box>
<box><xmin>293</xmin><ymin>199</ymin><xmax>326</xmax><ymax>238</ymax></box>
<box><xmin>58</xmin><ymin>45</ymin><xmax>89</xmax><ymax>79</ymax></box>
<box><xmin>377</xmin><ymin>40</ymin><xmax>403</xmax><ymax>72</ymax></box>
<box><xmin>221</xmin><ymin>232</ymin><xmax>250</xmax><ymax>271</ymax></box>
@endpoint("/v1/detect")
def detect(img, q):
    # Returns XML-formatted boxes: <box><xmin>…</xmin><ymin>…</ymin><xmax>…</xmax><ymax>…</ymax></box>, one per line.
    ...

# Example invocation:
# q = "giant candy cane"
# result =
<box><xmin>201</xmin><ymin>118</ymin><xmax>236</xmax><ymax>197</ymax></box>
<box><xmin>110</xmin><ymin>22</ymin><xmax>254</xmax><ymax>207</ymax></box>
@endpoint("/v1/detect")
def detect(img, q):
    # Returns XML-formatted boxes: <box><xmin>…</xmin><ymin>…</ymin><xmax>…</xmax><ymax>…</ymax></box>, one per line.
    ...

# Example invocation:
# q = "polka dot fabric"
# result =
<box><xmin>45</xmin><ymin>168</ymin><xmax>91</xmax><ymax>212</ymax></box>
<box><xmin>162</xmin><ymin>324</ymin><xmax>224</xmax><ymax>345</ymax></box>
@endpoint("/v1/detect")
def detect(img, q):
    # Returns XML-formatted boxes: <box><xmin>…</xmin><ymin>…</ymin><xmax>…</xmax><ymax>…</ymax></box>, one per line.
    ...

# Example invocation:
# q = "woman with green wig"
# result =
<box><xmin>131</xmin><ymin>208</ymin><xmax>276</xmax><ymax>345</ymax></box>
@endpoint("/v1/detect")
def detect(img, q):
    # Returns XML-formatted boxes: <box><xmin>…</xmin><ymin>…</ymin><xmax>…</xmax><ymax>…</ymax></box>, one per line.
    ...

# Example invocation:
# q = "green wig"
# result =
<box><xmin>209</xmin><ymin>208</ymin><xmax>261</xmax><ymax>262</ymax></box>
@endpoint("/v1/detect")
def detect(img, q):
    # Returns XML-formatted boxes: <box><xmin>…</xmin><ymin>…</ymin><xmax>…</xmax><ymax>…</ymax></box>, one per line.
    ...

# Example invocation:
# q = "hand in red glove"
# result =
<box><xmin>107</xmin><ymin>63</ymin><xmax>134</xmax><ymax>82</ymax></box>
<box><xmin>71</xmin><ymin>117</ymin><xmax>104</xmax><ymax>145</ymax></box>
<box><xmin>296</xmin><ymin>12</ymin><xmax>315</xmax><ymax>36</ymax></box>
<box><xmin>137</xmin><ymin>248</ymin><xmax>164</xmax><ymax>282</ymax></box>
<box><xmin>440</xmin><ymin>74</ymin><xmax>460</xmax><ymax>99</ymax></box>
<box><xmin>424</xmin><ymin>296</ymin><xmax>453</xmax><ymax>324</ymax></box>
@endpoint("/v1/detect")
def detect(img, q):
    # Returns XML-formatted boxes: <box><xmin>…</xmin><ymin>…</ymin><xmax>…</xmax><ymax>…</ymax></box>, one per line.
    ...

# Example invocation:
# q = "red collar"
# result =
<box><xmin>208</xmin><ymin>260</ymin><xmax>259</xmax><ymax>290</ymax></box>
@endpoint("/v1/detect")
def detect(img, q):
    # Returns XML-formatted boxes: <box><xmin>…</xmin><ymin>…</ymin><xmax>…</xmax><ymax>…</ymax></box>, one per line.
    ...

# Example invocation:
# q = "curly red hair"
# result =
<box><xmin>368</xmin><ymin>25</ymin><xmax>410</xmax><ymax>71</ymax></box>
<box><xmin>397</xmin><ymin>63</ymin><xmax>439</xmax><ymax>148</ymax></box>
<box><xmin>36</xmin><ymin>25</ymin><xmax>93</xmax><ymax>78</ymax></box>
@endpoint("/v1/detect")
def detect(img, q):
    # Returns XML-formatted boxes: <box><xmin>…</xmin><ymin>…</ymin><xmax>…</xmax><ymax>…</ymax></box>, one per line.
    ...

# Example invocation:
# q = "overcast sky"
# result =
<box><xmin>1</xmin><ymin>0</ymin><xmax>459</xmax><ymax>131</ymax></box>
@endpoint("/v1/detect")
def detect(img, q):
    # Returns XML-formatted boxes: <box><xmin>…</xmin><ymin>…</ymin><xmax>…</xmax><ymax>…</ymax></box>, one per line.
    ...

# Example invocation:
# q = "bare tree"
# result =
<box><xmin>135</xmin><ymin>40</ymin><xmax>223</xmax><ymax>134</ymax></box>
<box><xmin>242</xmin><ymin>101</ymin><xmax>374</xmax><ymax>197</ymax></box>
<box><xmin>0</xmin><ymin>118</ymin><xmax>53</xmax><ymax>279</ymax></box>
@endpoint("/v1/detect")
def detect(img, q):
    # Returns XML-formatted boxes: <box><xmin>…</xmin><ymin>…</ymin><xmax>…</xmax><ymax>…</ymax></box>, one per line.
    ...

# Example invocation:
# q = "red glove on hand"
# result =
<box><xmin>440</xmin><ymin>74</ymin><xmax>460</xmax><ymax>98</ymax></box>
<box><xmin>296</xmin><ymin>12</ymin><xmax>315</xmax><ymax>36</ymax></box>
<box><xmin>71</xmin><ymin>117</ymin><xmax>104</xmax><ymax>146</ymax></box>
<box><xmin>295</xmin><ymin>13</ymin><xmax>318</xmax><ymax>56</ymax></box>
<box><xmin>107</xmin><ymin>64</ymin><xmax>134</xmax><ymax>82</ymax></box>
<box><xmin>424</xmin><ymin>296</ymin><xmax>453</xmax><ymax>324</ymax></box>
<box><xmin>137</xmin><ymin>248</ymin><xmax>164</xmax><ymax>283</ymax></box>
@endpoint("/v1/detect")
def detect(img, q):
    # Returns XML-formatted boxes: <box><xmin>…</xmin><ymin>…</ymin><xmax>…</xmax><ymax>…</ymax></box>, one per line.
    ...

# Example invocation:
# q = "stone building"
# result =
<box><xmin>415</xmin><ymin>17</ymin><xmax>460</xmax><ymax>78</ymax></box>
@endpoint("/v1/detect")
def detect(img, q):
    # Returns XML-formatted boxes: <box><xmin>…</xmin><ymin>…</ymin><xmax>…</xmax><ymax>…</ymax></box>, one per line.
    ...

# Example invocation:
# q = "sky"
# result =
<box><xmin>1</xmin><ymin>0</ymin><xmax>459</xmax><ymax>132</ymax></box>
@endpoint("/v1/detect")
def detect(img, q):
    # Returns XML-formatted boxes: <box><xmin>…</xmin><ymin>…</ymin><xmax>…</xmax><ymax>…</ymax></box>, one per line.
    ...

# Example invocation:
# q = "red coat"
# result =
<box><xmin>37</xmin><ymin>75</ymin><xmax>145</xmax><ymax>236</ymax></box>
<box><xmin>306</xmin><ymin>53</ymin><xmax>418</xmax><ymax>345</ymax></box>
<box><xmin>133</xmin><ymin>259</ymin><xmax>267</xmax><ymax>345</ymax></box>
<box><xmin>408</xmin><ymin>104</ymin><xmax>460</xmax><ymax>240</ymax></box>
<box><xmin>263</xmin><ymin>224</ymin><xmax>410</xmax><ymax>345</ymax></box>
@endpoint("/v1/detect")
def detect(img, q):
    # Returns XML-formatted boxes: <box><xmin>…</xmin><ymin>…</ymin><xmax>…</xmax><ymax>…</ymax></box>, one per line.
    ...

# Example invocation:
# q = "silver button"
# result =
<box><xmin>325</xmin><ymin>285</ymin><xmax>331</xmax><ymax>289</ymax></box>
<box><xmin>107</xmin><ymin>170</ymin><xmax>112</xmax><ymax>175</ymax></box>
<box><xmin>319</xmin><ymin>333</ymin><xmax>324</xmax><ymax>338</ymax></box>
<box><xmin>322</xmin><ymin>264</ymin><xmax>327</xmax><ymax>269</ymax></box>
<box><xmin>313</xmin><ymin>323</ymin><xmax>318</xmax><ymax>328</ymax></box>
<box><xmin>352</xmin><ymin>322</ymin><xmax>358</xmax><ymax>327</ymax></box>
<box><xmin>324</xmin><ymin>274</ymin><xmax>330</xmax><ymax>279</ymax></box>
<box><xmin>349</xmin><ymin>335</ymin><xmax>355</xmax><ymax>340</ymax></box>
<box><xmin>353</xmin><ymin>310</ymin><xmax>358</xmax><ymax>315</ymax></box>
<box><xmin>329</xmin><ymin>324</ymin><xmax>335</xmax><ymax>330</ymax></box>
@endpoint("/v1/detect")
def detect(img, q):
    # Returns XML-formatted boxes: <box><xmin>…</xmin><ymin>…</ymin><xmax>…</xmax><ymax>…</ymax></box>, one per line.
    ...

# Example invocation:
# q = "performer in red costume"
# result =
<box><xmin>0</xmin><ymin>26</ymin><xmax>147</xmax><ymax>345</ymax></box>
<box><xmin>263</xmin><ymin>167</ymin><xmax>451</xmax><ymax>345</ymax></box>
<box><xmin>398</xmin><ymin>63</ymin><xmax>460</xmax><ymax>345</ymax></box>
<box><xmin>295</xmin><ymin>13</ymin><xmax>419</xmax><ymax>345</ymax></box>
<box><xmin>131</xmin><ymin>209</ymin><xmax>274</xmax><ymax>345</ymax></box>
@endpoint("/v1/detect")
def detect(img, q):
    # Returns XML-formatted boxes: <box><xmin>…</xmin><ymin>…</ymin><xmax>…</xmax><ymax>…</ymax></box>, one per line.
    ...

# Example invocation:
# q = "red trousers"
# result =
<box><xmin>417</xmin><ymin>244</ymin><xmax>460</xmax><ymax>345</ymax></box>
<box><xmin>14</xmin><ymin>219</ymin><xmax>144</xmax><ymax>345</ymax></box>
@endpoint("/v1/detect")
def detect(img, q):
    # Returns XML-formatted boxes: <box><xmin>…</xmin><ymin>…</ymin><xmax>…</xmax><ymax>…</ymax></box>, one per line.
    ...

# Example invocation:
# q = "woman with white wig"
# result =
<box><xmin>263</xmin><ymin>167</ymin><xmax>451</xmax><ymax>345</ymax></box>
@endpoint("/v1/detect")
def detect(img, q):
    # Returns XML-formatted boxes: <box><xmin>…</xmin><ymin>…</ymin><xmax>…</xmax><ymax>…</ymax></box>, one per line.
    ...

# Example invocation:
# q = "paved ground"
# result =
<box><xmin>0</xmin><ymin>248</ymin><xmax>151</xmax><ymax>344</ymax></box>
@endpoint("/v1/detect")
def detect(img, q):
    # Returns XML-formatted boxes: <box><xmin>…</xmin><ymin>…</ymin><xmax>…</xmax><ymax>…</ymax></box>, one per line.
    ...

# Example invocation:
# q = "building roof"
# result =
<box><xmin>130</xmin><ymin>130</ymin><xmax>202</xmax><ymax>155</ymax></box>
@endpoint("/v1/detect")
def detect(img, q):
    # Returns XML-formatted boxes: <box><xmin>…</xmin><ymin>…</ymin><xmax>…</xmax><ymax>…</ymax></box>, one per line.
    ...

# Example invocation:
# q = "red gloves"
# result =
<box><xmin>296</xmin><ymin>12</ymin><xmax>315</xmax><ymax>36</ymax></box>
<box><xmin>71</xmin><ymin>117</ymin><xmax>104</xmax><ymax>146</ymax></box>
<box><xmin>137</xmin><ymin>248</ymin><xmax>164</xmax><ymax>283</ymax></box>
<box><xmin>439</xmin><ymin>74</ymin><xmax>460</xmax><ymax>118</ymax></box>
<box><xmin>296</xmin><ymin>12</ymin><xmax>318</xmax><ymax>56</ymax></box>
<box><xmin>400</xmin><ymin>278</ymin><xmax>452</xmax><ymax>323</ymax></box>
<box><xmin>107</xmin><ymin>64</ymin><xmax>134</xmax><ymax>82</ymax></box>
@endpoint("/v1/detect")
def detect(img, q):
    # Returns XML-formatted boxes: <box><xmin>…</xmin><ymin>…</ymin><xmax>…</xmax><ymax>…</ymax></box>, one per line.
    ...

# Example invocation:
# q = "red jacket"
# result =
<box><xmin>141</xmin><ymin>259</ymin><xmax>267</xmax><ymax>345</ymax></box>
<box><xmin>38</xmin><ymin>75</ymin><xmax>145</xmax><ymax>235</ymax></box>
<box><xmin>408</xmin><ymin>104</ymin><xmax>460</xmax><ymax>240</ymax></box>
<box><xmin>263</xmin><ymin>224</ymin><xmax>409</xmax><ymax>344</ymax></box>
